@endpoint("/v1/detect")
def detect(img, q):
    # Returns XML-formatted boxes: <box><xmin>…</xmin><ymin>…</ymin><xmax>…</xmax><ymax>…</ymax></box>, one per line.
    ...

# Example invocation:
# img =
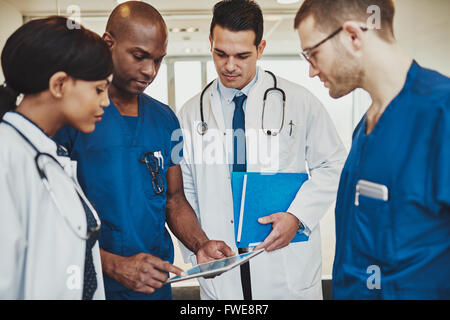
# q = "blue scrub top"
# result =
<box><xmin>55</xmin><ymin>94</ymin><xmax>183</xmax><ymax>300</ymax></box>
<box><xmin>332</xmin><ymin>61</ymin><xmax>450</xmax><ymax>300</ymax></box>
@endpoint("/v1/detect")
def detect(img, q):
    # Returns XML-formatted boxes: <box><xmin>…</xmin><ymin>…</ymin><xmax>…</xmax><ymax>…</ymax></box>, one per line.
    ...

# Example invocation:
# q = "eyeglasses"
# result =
<box><xmin>301</xmin><ymin>26</ymin><xmax>368</xmax><ymax>68</ymax></box>
<box><xmin>140</xmin><ymin>151</ymin><xmax>164</xmax><ymax>194</ymax></box>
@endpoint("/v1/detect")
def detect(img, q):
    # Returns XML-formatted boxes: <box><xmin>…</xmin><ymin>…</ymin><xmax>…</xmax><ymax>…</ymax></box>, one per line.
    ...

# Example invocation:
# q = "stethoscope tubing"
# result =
<box><xmin>198</xmin><ymin>70</ymin><xmax>286</xmax><ymax>136</ymax></box>
<box><xmin>1</xmin><ymin>119</ymin><xmax>101</xmax><ymax>240</ymax></box>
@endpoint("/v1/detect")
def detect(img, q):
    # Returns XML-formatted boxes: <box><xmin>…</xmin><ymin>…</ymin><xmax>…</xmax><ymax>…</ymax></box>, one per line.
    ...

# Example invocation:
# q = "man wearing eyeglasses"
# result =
<box><xmin>295</xmin><ymin>0</ymin><xmax>450</xmax><ymax>299</ymax></box>
<box><xmin>55</xmin><ymin>1</ymin><xmax>234</xmax><ymax>300</ymax></box>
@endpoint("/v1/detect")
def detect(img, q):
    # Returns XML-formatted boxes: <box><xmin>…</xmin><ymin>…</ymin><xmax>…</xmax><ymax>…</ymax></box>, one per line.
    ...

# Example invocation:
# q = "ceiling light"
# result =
<box><xmin>116</xmin><ymin>0</ymin><xmax>141</xmax><ymax>4</ymax></box>
<box><xmin>185</xmin><ymin>27</ymin><xmax>199</xmax><ymax>33</ymax></box>
<box><xmin>276</xmin><ymin>0</ymin><xmax>300</xmax><ymax>4</ymax></box>
<box><xmin>169</xmin><ymin>27</ymin><xmax>199</xmax><ymax>33</ymax></box>
<box><xmin>266</xmin><ymin>15</ymin><xmax>282</xmax><ymax>22</ymax></box>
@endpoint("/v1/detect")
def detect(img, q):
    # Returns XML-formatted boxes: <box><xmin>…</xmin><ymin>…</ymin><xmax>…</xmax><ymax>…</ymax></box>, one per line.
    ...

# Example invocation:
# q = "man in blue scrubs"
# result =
<box><xmin>55</xmin><ymin>1</ymin><xmax>233</xmax><ymax>300</ymax></box>
<box><xmin>295</xmin><ymin>0</ymin><xmax>450</xmax><ymax>299</ymax></box>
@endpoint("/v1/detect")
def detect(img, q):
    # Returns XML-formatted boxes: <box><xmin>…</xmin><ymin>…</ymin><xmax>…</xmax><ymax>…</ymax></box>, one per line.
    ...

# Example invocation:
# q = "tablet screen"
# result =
<box><xmin>167</xmin><ymin>249</ymin><xmax>263</xmax><ymax>283</ymax></box>
<box><xmin>186</xmin><ymin>251</ymin><xmax>255</xmax><ymax>275</ymax></box>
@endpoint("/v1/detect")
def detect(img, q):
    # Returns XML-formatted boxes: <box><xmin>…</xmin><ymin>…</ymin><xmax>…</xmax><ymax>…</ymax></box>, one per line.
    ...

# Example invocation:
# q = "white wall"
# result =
<box><xmin>395</xmin><ymin>0</ymin><xmax>450</xmax><ymax>76</ymax></box>
<box><xmin>0</xmin><ymin>0</ymin><xmax>22</xmax><ymax>82</ymax></box>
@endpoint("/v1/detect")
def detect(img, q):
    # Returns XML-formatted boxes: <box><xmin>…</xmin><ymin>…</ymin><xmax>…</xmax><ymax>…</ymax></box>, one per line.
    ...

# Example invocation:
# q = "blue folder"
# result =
<box><xmin>231</xmin><ymin>172</ymin><xmax>310</xmax><ymax>248</ymax></box>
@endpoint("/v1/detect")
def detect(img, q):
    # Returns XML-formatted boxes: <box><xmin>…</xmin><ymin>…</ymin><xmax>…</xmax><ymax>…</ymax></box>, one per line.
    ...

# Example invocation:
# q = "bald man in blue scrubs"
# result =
<box><xmin>55</xmin><ymin>1</ymin><xmax>233</xmax><ymax>300</ymax></box>
<box><xmin>295</xmin><ymin>0</ymin><xmax>450</xmax><ymax>299</ymax></box>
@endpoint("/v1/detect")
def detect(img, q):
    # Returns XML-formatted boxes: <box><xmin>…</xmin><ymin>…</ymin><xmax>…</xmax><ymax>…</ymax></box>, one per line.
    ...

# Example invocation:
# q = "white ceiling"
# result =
<box><xmin>5</xmin><ymin>0</ymin><xmax>450</xmax><ymax>70</ymax></box>
<box><xmin>4</xmin><ymin>0</ymin><xmax>303</xmax><ymax>57</ymax></box>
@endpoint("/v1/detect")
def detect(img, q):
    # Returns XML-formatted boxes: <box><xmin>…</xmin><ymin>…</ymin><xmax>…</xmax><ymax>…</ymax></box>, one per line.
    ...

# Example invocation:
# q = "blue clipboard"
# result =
<box><xmin>231</xmin><ymin>172</ymin><xmax>309</xmax><ymax>248</ymax></box>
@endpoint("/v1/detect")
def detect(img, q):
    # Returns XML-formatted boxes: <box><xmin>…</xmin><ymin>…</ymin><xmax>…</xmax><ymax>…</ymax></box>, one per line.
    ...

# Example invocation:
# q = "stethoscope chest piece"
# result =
<box><xmin>197</xmin><ymin>121</ymin><xmax>208</xmax><ymax>135</ymax></box>
<box><xmin>264</xmin><ymin>129</ymin><xmax>279</xmax><ymax>136</ymax></box>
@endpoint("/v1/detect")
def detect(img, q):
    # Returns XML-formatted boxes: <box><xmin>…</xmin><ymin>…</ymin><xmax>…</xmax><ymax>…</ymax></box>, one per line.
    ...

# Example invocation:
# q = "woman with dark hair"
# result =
<box><xmin>0</xmin><ymin>16</ymin><xmax>113</xmax><ymax>299</ymax></box>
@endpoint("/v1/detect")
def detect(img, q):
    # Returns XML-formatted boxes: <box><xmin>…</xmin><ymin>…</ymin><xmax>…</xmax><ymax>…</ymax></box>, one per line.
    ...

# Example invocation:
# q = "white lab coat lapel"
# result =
<box><xmin>244</xmin><ymin>67</ymin><xmax>267</xmax><ymax>130</ymax></box>
<box><xmin>3</xmin><ymin>113</ymin><xmax>87</xmax><ymax>236</ymax></box>
<box><xmin>208</xmin><ymin>80</ymin><xmax>227</xmax><ymax>133</ymax></box>
<box><xmin>194</xmin><ymin>80</ymin><xmax>229</xmax><ymax>179</ymax></box>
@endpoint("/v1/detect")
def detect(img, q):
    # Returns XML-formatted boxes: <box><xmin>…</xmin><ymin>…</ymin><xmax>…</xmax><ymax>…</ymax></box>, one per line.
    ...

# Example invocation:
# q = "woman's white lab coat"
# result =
<box><xmin>178</xmin><ymin>68</ymin><xmax>347</xmax><ymax>300</ymax></box>
<box><xmin>0</xmin><ymin>112</ymin><xmax>104</xmax><ymax>299</ymax></box>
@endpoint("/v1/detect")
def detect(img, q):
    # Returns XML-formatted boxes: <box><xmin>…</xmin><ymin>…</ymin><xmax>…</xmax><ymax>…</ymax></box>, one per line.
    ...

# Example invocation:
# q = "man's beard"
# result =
<box><xmin>328</xmin><ymin>50</ymin><xmax>364</xmax><ymax>99</ymax></box>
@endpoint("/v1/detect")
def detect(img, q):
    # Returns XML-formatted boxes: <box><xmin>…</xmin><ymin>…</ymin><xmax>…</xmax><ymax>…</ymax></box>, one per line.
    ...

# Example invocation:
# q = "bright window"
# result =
<box><xmin>144</xmin><ymin>63</ymin><xmax>168</xmax><ymax>105</ymax></box>
<box><xmin>174</xmin><ymin>61</ymin><xmax>202</xmax><ymax>112</ymax></box>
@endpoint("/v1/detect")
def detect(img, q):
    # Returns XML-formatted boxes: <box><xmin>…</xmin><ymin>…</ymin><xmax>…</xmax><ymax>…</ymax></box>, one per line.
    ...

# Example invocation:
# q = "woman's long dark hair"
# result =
<box><xmin>0</xmin><ymin>16</ymin><xmax>113</xmax><ymax>118</ymax></box>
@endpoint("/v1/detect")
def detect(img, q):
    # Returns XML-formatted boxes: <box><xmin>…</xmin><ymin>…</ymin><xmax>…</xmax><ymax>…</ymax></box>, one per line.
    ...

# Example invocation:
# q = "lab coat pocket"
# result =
<box><xmin>276</xmin><ymin>124</ymin><xmax>300</xmax><ymax>170</ymax></box>
<box><xmin>353</xmin><ymin>195</ymin><xmax>395</xmax><ymax>265</ymax></box>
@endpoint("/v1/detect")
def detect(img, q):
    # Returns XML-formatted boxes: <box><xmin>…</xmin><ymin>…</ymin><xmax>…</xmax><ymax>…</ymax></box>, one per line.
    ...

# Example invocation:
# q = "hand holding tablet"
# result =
<box><xmin>166</xmin><ymin>249</ymin><xmax>265</xmax><ymax>284</ymax></box>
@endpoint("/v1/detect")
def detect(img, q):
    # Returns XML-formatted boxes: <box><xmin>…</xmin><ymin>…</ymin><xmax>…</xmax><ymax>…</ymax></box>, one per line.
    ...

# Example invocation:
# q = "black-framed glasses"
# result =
<box><xmin>301</xmin><ymin>26</ymin><xmax>368</xmax><ymax>67</ymax></box>
<box><xmin>140</xmin><ymin>151</ymin><xmax>164</xmax><ymax>194</ymax></box>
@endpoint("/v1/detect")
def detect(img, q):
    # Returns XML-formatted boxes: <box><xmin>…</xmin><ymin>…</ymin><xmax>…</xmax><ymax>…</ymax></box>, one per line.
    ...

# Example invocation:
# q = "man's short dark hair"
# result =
<box><xmin>210</xmin><ymin>0</ymin><xmax>264</xmax><ymax>46</ymax></box>
<box><xmin>294</xmin><ymin>0</ymin><xmax>395</xmax><ymax>42</ymax></box>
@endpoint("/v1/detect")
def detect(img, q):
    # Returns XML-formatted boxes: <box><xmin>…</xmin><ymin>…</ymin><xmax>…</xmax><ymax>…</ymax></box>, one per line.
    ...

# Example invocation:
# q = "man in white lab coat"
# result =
<box><xmin>178</xmin><ymin>0</ymin><xmax>347</xmax><ymax>299</ymax></box>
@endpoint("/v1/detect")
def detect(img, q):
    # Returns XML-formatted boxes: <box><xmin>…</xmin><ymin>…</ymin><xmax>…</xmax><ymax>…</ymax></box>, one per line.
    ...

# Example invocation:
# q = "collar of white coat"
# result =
<box><xmin>3</xmin><ymin>111</ymin><xmax>59</xmax><ymax>156</ymax></box>
<box><xmin>217</xmin><ymin>70</ymin><xmax>259</xmax><ymax>104</ymax></box>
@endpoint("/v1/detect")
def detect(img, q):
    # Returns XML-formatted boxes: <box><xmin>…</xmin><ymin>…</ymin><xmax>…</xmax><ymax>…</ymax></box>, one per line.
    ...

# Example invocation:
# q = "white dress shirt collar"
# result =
<box><xmin>217</xmin><ymin>71</ymin><xmax>258</xmax><ymax>104</ymax></box>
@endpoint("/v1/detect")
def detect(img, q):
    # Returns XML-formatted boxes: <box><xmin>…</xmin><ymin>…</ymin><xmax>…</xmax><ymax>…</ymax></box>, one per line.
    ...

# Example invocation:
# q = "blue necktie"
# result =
<box><xmin>79</xmin><ymin>197</ymin><xmax>98</xmax><ymax>300</ymax></box>
<box><xmin>58</xmin><ymin>144</ymin><xmax>98</xmax><ymax>300</ymax></box>
<box><xmin>232</xmin><ymin>93</ymin><xmax>252</xmax><ymax>300</ymax></box>
<box><xmin>232</xmin><ymin>94</ymin><xmax>247</xmax><ymax>172</ymax></box>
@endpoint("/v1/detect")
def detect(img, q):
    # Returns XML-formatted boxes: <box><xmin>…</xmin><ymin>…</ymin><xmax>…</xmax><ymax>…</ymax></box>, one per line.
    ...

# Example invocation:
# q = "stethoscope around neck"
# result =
<box><xmin>1</xmin><ymin>119</ymin><xmax>101</xmax><ymax>241</ymax></box>
<box><xmin>197</xmin><ymin>70</ymin><xmax>286</xmax><ymax>136</ymax></box>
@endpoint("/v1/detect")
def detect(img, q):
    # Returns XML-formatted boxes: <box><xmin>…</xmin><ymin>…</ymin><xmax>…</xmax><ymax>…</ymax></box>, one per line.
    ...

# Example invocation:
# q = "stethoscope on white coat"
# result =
<box><xmin>2</xmin><ymin>119</ymin><xmax>101</xmax><ymax>240</ymax></box>
<box><xmin>197</xmin><ymin>70</ymin><xmax>286</xmax><ymax>136</ymax></box>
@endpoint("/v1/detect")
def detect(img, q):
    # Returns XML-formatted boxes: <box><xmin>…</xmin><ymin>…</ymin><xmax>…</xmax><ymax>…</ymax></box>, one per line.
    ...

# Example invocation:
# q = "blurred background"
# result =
<box><xmin>0</xmin><ymin>0</ymin><xmax>449</xmax><ymax>299</ymax></box>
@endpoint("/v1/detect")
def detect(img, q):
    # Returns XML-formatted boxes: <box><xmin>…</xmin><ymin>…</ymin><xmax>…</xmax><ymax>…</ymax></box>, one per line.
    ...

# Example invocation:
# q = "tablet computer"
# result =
<box><xmin>166</xmin><ymin>249</ymin><xmax>264</xmax><ymax>284</ymax></box>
